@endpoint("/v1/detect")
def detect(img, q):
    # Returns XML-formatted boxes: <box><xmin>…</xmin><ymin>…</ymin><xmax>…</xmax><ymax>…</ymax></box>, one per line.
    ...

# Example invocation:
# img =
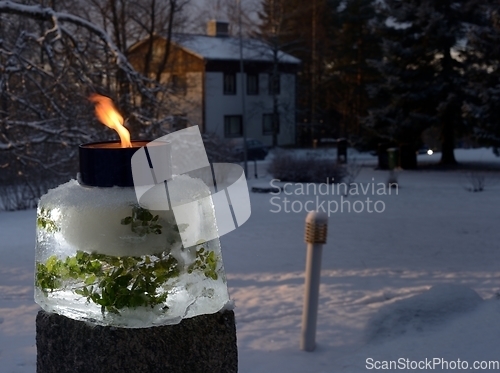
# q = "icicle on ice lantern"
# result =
<box><xmin>35</xmin><ymin>94</ymin><xmax>239</xmax><ymax>328</ymax></box>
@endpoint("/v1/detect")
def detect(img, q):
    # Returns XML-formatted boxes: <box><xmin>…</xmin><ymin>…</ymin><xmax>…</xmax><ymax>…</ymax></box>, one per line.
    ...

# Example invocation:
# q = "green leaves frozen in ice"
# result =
<box><xmin>120</xmin><ymin>205</ymin><xmax>163</xmax><ymax>236</ymax></box>
<box><xmin>35</xmin><ymin>250</ymin><xmax>179</xmax><ymax>315</ymax></box>
<box><xmin>35</xmin><ymin>246</ymin><xmax>221</xmax><ymax>316</ymax></box>
<box><xmin>187</xmin><ymin>247</ymin><xmax>219</xmax><ymax>280</ymax></box>
<box><xmin>37</xmin><ymin>208</ymin><xmax>59</xmax><ymax>233</ymax></box>
<box><xmin>36</xmin><ymin>204</ymin><xmax>219</xmax><ymax>316</ymax></box>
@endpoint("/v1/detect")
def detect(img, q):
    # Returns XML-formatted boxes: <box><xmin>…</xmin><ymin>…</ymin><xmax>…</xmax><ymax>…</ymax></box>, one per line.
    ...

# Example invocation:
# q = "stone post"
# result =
<box><xmin>36</xmin><ymin>309</ymin><xmax>237</xmax><ymax>373</ymax></box>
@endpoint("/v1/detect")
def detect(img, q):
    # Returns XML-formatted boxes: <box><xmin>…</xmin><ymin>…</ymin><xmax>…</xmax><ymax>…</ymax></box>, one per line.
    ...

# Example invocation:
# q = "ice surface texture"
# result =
<box><xmin>35</xmin><ymin>179</ymin><xmax>230</xmax><ymax>328</ymax></box>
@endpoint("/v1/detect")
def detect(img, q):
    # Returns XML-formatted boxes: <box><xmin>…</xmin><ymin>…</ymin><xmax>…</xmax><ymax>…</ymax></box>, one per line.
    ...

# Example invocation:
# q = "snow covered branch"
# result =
<box><xmin>0</xmin><ymin>1</ymin><xmax>149</xmax><ymax>87</ymax></box>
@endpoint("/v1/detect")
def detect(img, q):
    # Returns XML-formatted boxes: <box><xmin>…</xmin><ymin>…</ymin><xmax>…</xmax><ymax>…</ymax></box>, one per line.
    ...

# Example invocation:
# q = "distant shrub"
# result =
<box><xmin>464</xmin><ymin>171</ymin><xmax>486</xmax><ymax>192</ymax></box>
<box><xmin>268</xmin><ymin>152</ymin><xmax>346</xmax><ymax>183</ymax></box>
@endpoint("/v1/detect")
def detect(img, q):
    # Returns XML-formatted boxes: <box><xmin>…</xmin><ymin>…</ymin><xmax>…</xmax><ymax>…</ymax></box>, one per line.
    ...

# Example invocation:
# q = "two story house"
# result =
<box><xmin>128</xmin><ymin>21</ymin><xmax>300</xmax><ymax>146</ymax></box>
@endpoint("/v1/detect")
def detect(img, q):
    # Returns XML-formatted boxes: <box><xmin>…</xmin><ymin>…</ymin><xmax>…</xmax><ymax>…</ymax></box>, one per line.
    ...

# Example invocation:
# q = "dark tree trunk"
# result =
<box><xmin>155</xmin><ymin>0</ymin><xmax>176</xmax><ymax>83</ymax></box>
<box><xmin>440</xmin><ymin>120</ymin><xmax>457</xmax><ymax>165</ymax></box>
<box><xmin>143</xmin><ymin>0</ymin><xmax>156</xmax><ymax>78</ymax></box>
<box><xmin>271</xmin><ymin>44</ymin><xmax>279</xmax><ymax>147</ymax></box>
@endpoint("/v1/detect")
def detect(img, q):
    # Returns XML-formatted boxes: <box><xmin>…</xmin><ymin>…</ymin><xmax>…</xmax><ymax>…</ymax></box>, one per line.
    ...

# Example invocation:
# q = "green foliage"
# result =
<box><xmin>35</xmin><ymin>250</ymin><xmax>179</xmax><ymax>315</ymax></box>
<box><xmin>35</xmin><ymin>245</ymin><xmax>222</xmax><ymax>316</ymax></box>
<box><xmin>35</xmin><ymin>257</ymin><xmax>63</xmax><ymax>291</ymax></box>
<box><xmin>187</xmin><ymin>247</ymin><xmax>219</xmax><ymax>281</ymax></box>
<box><xmin>36</xmin><ymin>204</ymin><xmax>220</xmax><ymax>316</ymax></box>
<box><xmin>121</xmin><ymin>205</ymin><xmax>162</xmax><ymax>236</ymax></box>
<box><xmin>36</xmin><ymin>208</ymin><xmax>59</xmax><ymax>233</ymax></box>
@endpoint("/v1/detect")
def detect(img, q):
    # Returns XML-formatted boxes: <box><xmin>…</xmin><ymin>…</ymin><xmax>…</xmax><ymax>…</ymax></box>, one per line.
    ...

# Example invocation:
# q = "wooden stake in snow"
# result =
<box><xmin>301</xmin><ymin>211</ymin><xmax>328</xmax><ymax>352</ymax></box>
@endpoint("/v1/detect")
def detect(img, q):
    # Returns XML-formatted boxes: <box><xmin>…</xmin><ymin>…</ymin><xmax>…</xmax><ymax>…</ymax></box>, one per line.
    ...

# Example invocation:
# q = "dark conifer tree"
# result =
<box><xmin>326</xmin><ymin>0</ymin><xmax>382</xmax><ymax>141</ymax></box>
<box><xmin>464</xmin><ymin>3</ymin><xmax>500</xmax><ymax>155</ymax></box>
<box><xmin>368</xmin><ymin>0</ymin><xmax>481</xmax><ymax>165</ymax></box>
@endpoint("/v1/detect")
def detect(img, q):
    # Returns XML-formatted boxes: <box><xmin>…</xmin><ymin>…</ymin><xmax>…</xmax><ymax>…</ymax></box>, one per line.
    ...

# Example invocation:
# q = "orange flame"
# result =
<box><xmin>89</xmin><ymin>94</ymin><xmax>131</xmax><ymax>148</ymax></box>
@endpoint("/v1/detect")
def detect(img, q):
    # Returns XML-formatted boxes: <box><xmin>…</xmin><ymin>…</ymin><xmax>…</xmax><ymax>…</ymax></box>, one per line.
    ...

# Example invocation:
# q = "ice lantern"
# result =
<box><xmin>34</xmin><ymin>95</ymin><xmax>230</xmax><ymax>328</ymax></box>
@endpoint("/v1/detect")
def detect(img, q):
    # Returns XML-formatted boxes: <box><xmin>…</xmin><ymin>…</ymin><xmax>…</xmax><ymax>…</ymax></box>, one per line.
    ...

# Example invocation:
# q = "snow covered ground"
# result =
<box><xmin>1</xmin><ymin>148</ymin><xmax>500</xmax><ymax>372</ymax></box>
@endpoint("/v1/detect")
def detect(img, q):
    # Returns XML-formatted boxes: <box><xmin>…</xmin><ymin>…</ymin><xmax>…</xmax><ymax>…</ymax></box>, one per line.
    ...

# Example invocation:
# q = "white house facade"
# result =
<box><xmin>128</xmin><ymin>21</ymin><xmax>301</xmax><ymax>146</ymax></box>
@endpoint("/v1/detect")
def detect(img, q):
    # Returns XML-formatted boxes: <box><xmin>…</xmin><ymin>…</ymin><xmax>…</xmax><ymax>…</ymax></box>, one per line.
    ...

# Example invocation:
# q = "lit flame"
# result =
<box><xmin>89</xmin><ymin>94</ymin><xmax>132</xmax><ymax>148</ymax></box>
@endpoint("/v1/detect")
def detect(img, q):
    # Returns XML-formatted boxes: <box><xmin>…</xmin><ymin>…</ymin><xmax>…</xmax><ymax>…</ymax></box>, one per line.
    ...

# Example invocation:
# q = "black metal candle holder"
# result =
<box><xmin>79</xmin><ymin>140</ymin><xmax>149</xmax><ymax>187</ymax></box>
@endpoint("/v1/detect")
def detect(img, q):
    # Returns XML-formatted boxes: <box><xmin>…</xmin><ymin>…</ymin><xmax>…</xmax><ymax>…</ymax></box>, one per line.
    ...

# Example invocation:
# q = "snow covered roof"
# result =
<box><xmin>171</xmin><ymin>34</ymin><xmax>301</xmax><ymax>65</ymax></box>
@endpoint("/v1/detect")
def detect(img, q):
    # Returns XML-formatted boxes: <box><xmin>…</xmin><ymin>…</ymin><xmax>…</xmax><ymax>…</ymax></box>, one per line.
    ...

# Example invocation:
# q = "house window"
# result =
<box><xmin>247</xmin><ymin>73</ymin><xmax>259</xmax><ymax>95</ymax></box>
<box><xmin>224</xmin><ymin>73</ymin><xmax>236</xmax><ymax>95</ymax></box>
<box><xmin>263</xmin><ymin>113</ymin><xmax>279</xmax><ymax>135</ymax></box>
<box><xmin>171</xmin><ymin>74</ymin><xmax>187</xmax><ymax>95</ymax></box>
<box><xmin>224</xmin><ymin>115</ymin><xmax>243</xmax><ymax>137</ymax></box>
<box><xmin>268</xmin><ymin>73</ymin><xmax>280</xmax><ymax>95</ymax></box>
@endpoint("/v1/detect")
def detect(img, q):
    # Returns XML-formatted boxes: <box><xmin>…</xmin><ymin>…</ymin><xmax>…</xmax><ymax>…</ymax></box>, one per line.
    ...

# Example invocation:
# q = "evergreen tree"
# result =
<box><xmin>326</xmin><ymin>0</ymin><xmax>383</xmax><ymax>141</ymax></box>
<box><xmin>368</xmin><ymin>0</ymin><xmax>481</xmax><ymax>165</ymax></box>
<box><xmin>464</xmin><ymin>3</ymin><xmax>500</xmax><ymax>154</ymax></box>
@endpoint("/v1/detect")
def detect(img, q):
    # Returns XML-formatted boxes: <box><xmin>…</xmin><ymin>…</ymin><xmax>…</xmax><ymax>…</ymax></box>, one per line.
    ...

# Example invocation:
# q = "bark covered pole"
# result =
<box><xmin>300</xmin><ymin>211</ymin><xmax>328</xmax><ymax>352</ymax></box>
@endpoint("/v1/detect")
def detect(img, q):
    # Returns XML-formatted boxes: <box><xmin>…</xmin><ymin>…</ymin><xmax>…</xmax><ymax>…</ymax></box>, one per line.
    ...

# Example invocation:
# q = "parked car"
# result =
<box><xmin>229</xmin><ymin>138</ymin><xmax>269</xmax><ymax>161</ymax></box>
